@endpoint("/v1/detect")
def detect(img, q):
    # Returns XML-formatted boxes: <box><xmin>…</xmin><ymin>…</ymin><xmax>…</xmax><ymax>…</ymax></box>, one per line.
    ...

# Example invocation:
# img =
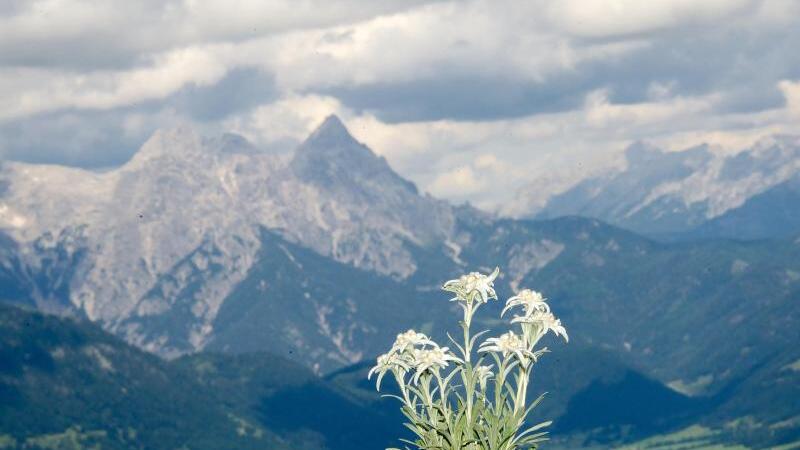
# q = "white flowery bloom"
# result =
<box><xmin>442</xmin><ymin>267</ymin><xmax>500</xmax><ymax>303</ymax></box>
<box><xmin>502</xmin><ymin>289</ymin><xmax>550</xmax><ymax>317</ymax></box>
<box><xmin>391</xmin><ymin>329</ymin><xmax>436</xmax><ymax>353</ymax></box>
<box><xmin>474</xmin><ymin>364</ymin><xmax>494</xmax><ymax>391</ymax></box>
<box><xmin>479</xmin><ymin>331</ymin><xmax>533</xmax><ymax>362</ymax></box>
<box><xmin>512</xmin><ymin>310</ymin><xmax>569</xmax><ymax>343</ymax></box>
<box><xmin>370</xmin><ymin>267</ymin><xmax>568</xmax><ymax>447</ymax></box>
<box><xmin>411</xmin><ymin>346</ymin><xmax>463</xmax><ymax>383</ymax></box>
<box><xmin>368</xmin><ymin>351</ymin><xmax>412</xmax><ymax>390</ymax></box>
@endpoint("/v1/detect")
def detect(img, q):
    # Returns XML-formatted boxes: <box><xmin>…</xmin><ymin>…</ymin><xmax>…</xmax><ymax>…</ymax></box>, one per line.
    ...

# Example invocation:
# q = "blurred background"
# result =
<box><xmin>0</xmin><ymin>1</ymin><xmax>799</xmax><ymax>448</ymax></box>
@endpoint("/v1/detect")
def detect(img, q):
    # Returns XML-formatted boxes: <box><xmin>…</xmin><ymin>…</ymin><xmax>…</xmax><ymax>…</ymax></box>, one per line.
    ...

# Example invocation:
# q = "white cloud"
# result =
<box><xmin>779</xmin><ymin>80</ymin><xmax>800</xmax><ymax>118</ymax></box>
<box><xmin>429</xmin><ymin>165</ymin><xmax>486</xmax><ymax>199</ymax></box>
<box><xmin>347</xmin><ymin>115</ymin><xmax>432</xmax><ymax>160</ymax></box>
<box><xmin>223</xmin><ymin>94</ymin><xmax>344</xmax><ymax>149</ymax></box>
<box><xmin>0</xmin><ymin>0</ymin><xmax>438</xmax><ymax>68</ymax></box>
<box><xmin>263</xmin><ymin>0</ymin><xmax>651</xmax><ymax>93</ymax></box>
<box><xmin>1</xmin><ymin>46</ymin><xmax>230</xmax><ymax>120</ymax></box>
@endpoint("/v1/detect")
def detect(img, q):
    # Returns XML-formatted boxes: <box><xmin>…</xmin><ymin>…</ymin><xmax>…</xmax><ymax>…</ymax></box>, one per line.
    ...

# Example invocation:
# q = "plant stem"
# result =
<box><xmin>495</xmin><ymin>358</ymin><xmax>507</xmax><ymax>410</ymax></box>
<box><xmin>463</xmin><ymin>315</ymin><xmax>472</xmax><ymax>363</ymax></box>
<box><xmin>462</xmin><ymin>310</ymin><xmax>474</xmax><ymax>422</ymax></box>
<box><xmin>514</xmin><ymin>363</ymin><xmax>530</xmax><ymax>415</ymax></box>
<box><xmin>436</xmin><ymin>372</ymin><xmax>449</xmax><ymax>415</ymax></box>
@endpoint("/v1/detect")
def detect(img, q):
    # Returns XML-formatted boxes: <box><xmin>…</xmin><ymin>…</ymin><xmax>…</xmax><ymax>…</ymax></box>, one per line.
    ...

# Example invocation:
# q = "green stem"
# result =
<box><xmin>420</xmin><ymin>375</ymin><xmax>440</xmax><ymax>436</ymax></box>
<box><xmin>463</xmin><ymin>313</ymin><xmax>472</xmax><ymax>362</ymax></box>
<box><xmin>435</xmin><ymin>370</ymin><xmax>458</xmax><ymax>444</ymax></box>
<box><xmin>514</xmin><ymin>363</ymin><xmax>531</xmax><ymax>415</ymax></box>
<box><xmin>462</xmin><ymin>308</ymin><xmax>474</xmax><ymax>423</ymax></box>
<box><xmin>495</xmin><ymin>358</ymin><xmax>507</xmax><ymax>411</ymax></box>
<box><xmin>435</xmin><ymin>371</ymin><xmax>449</xmax><ymax>415</ymax></box>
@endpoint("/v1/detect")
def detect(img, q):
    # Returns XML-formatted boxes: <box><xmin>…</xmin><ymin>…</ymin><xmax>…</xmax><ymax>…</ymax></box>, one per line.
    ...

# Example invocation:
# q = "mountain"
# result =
<box><xmin>0</xmin><ymin>116</ymin><xmax>458</xmax><ymax>365</ymax></box>
<box><xmin>186</xmin><ymin>228</ymin><xmax>452</xmax><ymax>372</ymax></box>
<box><xmin>454</xmin><ymin>217</ymin><xmax>800</xmax><ymax>421</ymax></box>
<box><xmin>0</xmin><ymin>117</ymin><xmax>799</xmax><ymax>447</ymax></box>
<box><xmin>509</xmin><ymin>135</ymin><xmax>800</xmax><ymax>238</ymax></box>
<box><xmin>0</xmin><ymin>304</ymin><xmax>405</xmax><ymax>450</ymax></box>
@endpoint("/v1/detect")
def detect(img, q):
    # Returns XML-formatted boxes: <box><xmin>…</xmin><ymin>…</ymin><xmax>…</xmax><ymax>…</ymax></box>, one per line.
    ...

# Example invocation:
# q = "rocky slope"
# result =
<box><xmin>0</xmin><ymin>116</ymin><xmax>459</xmax><ymax>362</ymax></box>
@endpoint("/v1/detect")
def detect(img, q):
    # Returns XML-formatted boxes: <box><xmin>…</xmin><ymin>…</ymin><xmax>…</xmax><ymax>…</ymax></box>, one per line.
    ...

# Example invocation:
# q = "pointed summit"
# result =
<box><xmin>302</xmin><ymin>114</ymin><xmax>360</xmax><ymax>150</ymax></box>
<box><xmin>293</xmin><ymin>114</ymin><xmax>377</xmax><ymax>166</ymax></box>
<box><xmin>315</xmin><ymin>114</ymin><xmax>348</xmax><ymax>135</ymax></box>
<box><xmin>290</xmin><ymin>115</ymin><xmax>417</xmax><ymax>195</ymax></box>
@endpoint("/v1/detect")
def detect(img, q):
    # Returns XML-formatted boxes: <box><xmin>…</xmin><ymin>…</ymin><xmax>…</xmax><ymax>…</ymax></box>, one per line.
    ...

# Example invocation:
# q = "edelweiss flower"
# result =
<box><xmin>442</xmin><ymin>267</ymin><xmax>500</xmax><ymax>303</ymax></box>
<box><xmin>512</xmin><ymin>310</ymin><xmax>569</xmax><ymax>343</ymax></box>
<box><xmin>392</xmin><ymin>329</ymin><xmax>435</xmax><ymax>353</ymax></box>
<box><xmin>474</xmin><ymin>364</ymin><xmax>494</xmax><ymax>391</ymax></box>
<box><xmin>368</xmin><ymin>351</ymin><xmax>411</xmax><ymax>390</ymax></box>
<box><xmin>502</xmin><ymin>289</ymin><xmax>550</xmax><ymax>317</ymax></box>
<box><xmin>412</xmin><ymin>346</ymin><xmax>463</xmax><ymax>383</ymax></box>
<box><xmin>479</xmin><ymin>331</ymin><xmax>532</xmax><ymax>362</ymax></box>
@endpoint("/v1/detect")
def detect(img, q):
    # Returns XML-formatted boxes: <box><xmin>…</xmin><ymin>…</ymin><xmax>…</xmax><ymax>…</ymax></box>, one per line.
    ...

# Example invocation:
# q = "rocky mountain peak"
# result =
<box><xmin>307</xmin><ymin>114</ymin><xmax>352</xmax><ymax>143</ymax></box>
<box><xmin>290</xmin><ymin>115</ymin><xmax>418</xmax><ymax>195</ymax></box>
<box><xmin>294</xmin><ymin>114</ymin><xmax>375</xmax><ymax>163</ymax></box>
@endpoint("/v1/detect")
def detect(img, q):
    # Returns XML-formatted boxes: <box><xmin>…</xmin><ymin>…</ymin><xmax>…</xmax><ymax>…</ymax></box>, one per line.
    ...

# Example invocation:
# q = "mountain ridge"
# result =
<box><xmin>509</xmin><ymin>134</ymin><xmax>800</xmax><ymax>237</ymax></box>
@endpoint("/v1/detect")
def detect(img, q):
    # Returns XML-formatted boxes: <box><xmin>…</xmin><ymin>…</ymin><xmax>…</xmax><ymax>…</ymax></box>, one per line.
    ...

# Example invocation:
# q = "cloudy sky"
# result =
<box><xmin>2</xmin><ymin>0</ymin><xmax>799</xmax><ymax>211</ymax></box>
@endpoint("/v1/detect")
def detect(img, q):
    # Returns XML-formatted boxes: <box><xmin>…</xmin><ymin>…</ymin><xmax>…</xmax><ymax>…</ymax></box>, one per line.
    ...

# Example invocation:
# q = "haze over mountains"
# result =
<box><xmin>0</xmin><ymin>116</ymin><xmax>799</xmax><ymax>447</ymax></box>
<box><xmin>509</xmin><ymin>135</ymin><xmax>800</xmax><ymax>239</ymax></box>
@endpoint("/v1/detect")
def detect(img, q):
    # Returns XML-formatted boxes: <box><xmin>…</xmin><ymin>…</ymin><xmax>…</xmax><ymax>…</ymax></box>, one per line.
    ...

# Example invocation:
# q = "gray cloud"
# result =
<box><xmin>322</xmin><ymin>20</ymin><xmax>799</xmax><ymax>122</ymax></box>
<box><xmin>324</xmin><ymin>75</ymin><xmax>585</xmax><ymax>122</ymax></box>
<box><xmin>0</xmin><ymin>0</ymin><xmax>29</xmax><ymax>15</ymax></box>
<box><xmin>167</xmin><ymin>67</ymin><xmax>278</xmax><ymax>122</ymax></box>
<box><xmin>0</xmin><ymin>67</ymin><xmax>278</xmax><ymax>167</ymax></box>
<box><xmin>0</xmin><ymin>109</ymin><xmax>151</xmax><ymax>168</ymax></box>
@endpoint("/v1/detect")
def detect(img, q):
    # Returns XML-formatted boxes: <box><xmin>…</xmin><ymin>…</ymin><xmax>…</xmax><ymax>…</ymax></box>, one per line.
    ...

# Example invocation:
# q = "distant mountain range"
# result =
<box><xmin>509</xmin><ymin>136</ymin><xmax>800</xmax><ymax>239</ymax></box>
<box><xmin>0</xmin><ymin>117</ymin><xmax>798</xmax><ymax>447</ymax></box>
